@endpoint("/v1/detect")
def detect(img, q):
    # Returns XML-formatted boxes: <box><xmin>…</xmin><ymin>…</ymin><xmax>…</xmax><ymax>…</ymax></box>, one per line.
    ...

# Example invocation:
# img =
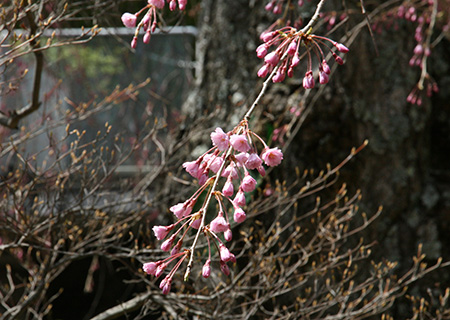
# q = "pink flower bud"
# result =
<box><xmin>256</xmin><ymin>44</ymin><xmax>268</xmax><ymax>58</ymax></box>
<box><xmin>153</xmin><ymin>225</ymin><xmax>173</xmax><ymax>240</ymax></box>
<box><xmin>291</xmin><ymin>53</ymin><xmax>300</xmax><ymax>67</ymax></box>
<box><xmin>303</xmin><ymin>71</ymin><xmax>315</xmax><ymax>89</ymax></box>
<box><xmin>210</xmin><ymin>214</ymin><xmax>229</xmax><ymax>233</ymax></box>
<box><xmin>234</xmin><ymin>207</ymin><xmax>246</xmax><ymax>223</ymax></box>
<box><xmin>333</xmin><ymin>42</ymin><xmax>349</xmax><ymax>53</ymax></box>
<box><xmin>121</xmin><ymin>13</ymin><xmax>137</xmax><ymax>28</ymax></box>
<box><xmin>257</xmin><ymin>165</ymin><xmax>266</xmax><ymax>176</ymax></box>
<box><xmin>191</xmin><ymin>217</ymin><xmax>201</xmax><ymax>229</ymax></box>
<box><xmin>143</xmin><ymin>31</ymin><xmax>151</xmax><ymax>44</ymax></box>
<box><xmin>230</xmin><ymin>134</ymin><xmax>250</xmax><ymax>152</ymax></box>
<box><xmin>261</xmin><ymin>147</ymin><xmax>283</xmax><ymax>167</ymax></box>
<box><xmin>319</xmin><ymin>71</ymin><xmax>329</xmax><ymax>84</ymax></box>
<box><xmin>222</xmin><ymin>178</ymin><xmax>234</xmax><ymax>197</ymax></box>
<box><xmin>211</xmin><ymin>127</ymin><xmax>230</xmax><ymax>151</ymax></box>
<box><xmin>272</xmin><ymin>69</ymin><xmax>285</xmax><ymax>83</ymax></box>
<box><xmin>261</xmin><ymin>31</ymin><xmax>275</xmax><ymax>43</ymax></box>
<box><xmin>202</xmin><ymin>260</ymin><xmax>211</xmax><ymax>278</ymax></box>
<box><xmin>169</xmin><ymin>201</ymin><xmax>192</xmax><ymax>219</ymax></box>
<box><xmin>233</xmin><ymin>188</ymin><xmax>246</xmax><ymax>207</ymax></box>
<box><xmin>414</xmin><ymin>44</ymin><xmax>424</xmax><ymax>55</ymax></box>
<box><xmin>257</xmin><ymin>64</ymin><xmax>271</xmax><ymax>78</ymax></box>
<box><xmin>161</xmin><ymin>234</ymin><xmax>176</xmax><ymax>251</ymax></box>
<box><xmin>322</xmin><ymin>60</ymin><xmax>331</xmax><ymax>74</ymax></box>
<box><xmin>265</xmin><ymin>2</ymin><xmax>274</xmax><ymax>12</ymax></box>
<box><xmin>161</xmin><ymin>278</ymin><xmax>172</xmax><ymax>295</ymax></box>
<box><xmin>148</xmin><ymin>0</ymin><xmax>165</xmax><ymax>9</ymax></box>
<box><xmin>264</xmin><ymin>51</ymin><xmax>280</xmax><ymax>66</ymax></box>
<box><xmin>178</xmin><ymin>0</ymin><xmax>187</xmax><ymax>10</ymax></box>
<box><xmin>241</xmin><ymin>174</ymin><xmax>257</xmax><ymax>192</ymax></box>
<box><xmin>220</xmin><ymin>261</ymin><xmax>230</xmax><ymax>276</ymax></box>
<box><xmin>287</xmin><ymin>40</ymin><xmax>297</xmax><ymax>55</ymax></box>
<box><xmin>143</xmin><ymin>262</ymin><xmax>158</xmax><ymax>275</ymax></box>
<box><xmin>219</xmin><ymin>243</ymin><xmax>232</xmax><ymax>262</ymax></box>
<box><xmin>182</xmin><ymin>160</ymin><xmax>200</xmax><ymax>178</ymax></box>
<box><xmin>131</xmin><ymin>37</ymin><xmax>138</xmax><ymax>49</ymax></box>
<box><xmin>169</xmin><ymin>0</ymin><xmax>176</xmax><ymax>11</ymax></box>
<box><xmin>333</xmin><ymin>53</ymin><xmax>344</xmax><ymax>65</ymax></box>
<box><xmin>224</xmin><ymin>229</ymin><xmax>232</xmax><ymax>242</ymax></box>
<box><xmin>155</xmin><ymin>263</ymin><xmax>166</xmax><ymax>277</ymax></box>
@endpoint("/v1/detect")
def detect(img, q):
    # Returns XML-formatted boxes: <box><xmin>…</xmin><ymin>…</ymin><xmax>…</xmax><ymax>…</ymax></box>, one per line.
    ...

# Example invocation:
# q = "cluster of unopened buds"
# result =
<box><xmin>142</xmin><ymin>122</ymin><xmax>283</xmax><ymax>294</ymax></box>
<box><xmin>121</xmin><ymin>0</ymin><xmax>188</xmax><ymax>48</ymax></box>
<box><xmin>265</xmin><ymin>0</ymin><xmax>310</xmax><ymax>14</ymax></box>
<box><xmin>256</xmin><ymin>26</ymin><xmax>348</xmax><ymax>88</ymax></box>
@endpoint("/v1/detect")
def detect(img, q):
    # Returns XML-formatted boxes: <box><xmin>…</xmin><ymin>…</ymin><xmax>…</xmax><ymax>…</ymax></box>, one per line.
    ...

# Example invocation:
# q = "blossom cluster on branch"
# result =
<box><xmin>142</xmin><ymin>121</ymin><xmax>283</xmax><ymax>293</ymax></box>
<box><xmin>121</xmin><ymin>0</ymin><xmax>350</xmax><ymax>295</ymax></box>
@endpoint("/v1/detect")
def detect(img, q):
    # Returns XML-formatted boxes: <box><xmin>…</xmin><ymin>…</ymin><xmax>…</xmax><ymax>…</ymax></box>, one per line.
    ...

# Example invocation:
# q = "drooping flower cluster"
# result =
<box><xmin>142</xmin><ymin>122</ymin><xmax>283</xmax><ymax>294</ymax></box>
<box><xmin>256</xmin><ymin>26</ymin><xmax>348</xmax><ymax>88</ymax></box>
<box><xmin>121</xmin><ymin>0</ymin><xmax>188</xmax><ymax>48</ymax></box>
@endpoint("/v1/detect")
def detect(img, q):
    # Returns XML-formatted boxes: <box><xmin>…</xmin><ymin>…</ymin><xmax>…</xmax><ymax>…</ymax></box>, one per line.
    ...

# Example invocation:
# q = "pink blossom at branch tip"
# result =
<box><xmin>170</xmin><ymin>201</ymin><xmax>192</xmax><ymax>219</ymax></box>
<box><xmin>148</xmin><ymin>0</ymin><xmax>165</xmax><ymax>9</ymax></box>
<box><xmin>257</xmin><ymin>64</ymin><xmax>270</xmax><ymax>78</ymax></box>
<box><xmin>153</xmin><ymin>225</ymin><xmax>171</xmax><ymax>240</ymax></box>
<box><xmin>209</xmin><ymin>156</ymin><xmax>223</xmax><ymax>173</ymax></box>
<box><xmin>219</xmin><ymin>243</ymin><xmax>232</xmax><ymax>262</ymax></box>
<box><xmin>143</xmin><ymin>262</ymin><xmax>158</xmax><ymax>275</ymax></box>
<box><xmin>220</xmin><ymin>261</ymin><xmax>231</xmax><ymax>276</ymax></box>
<box><xmin>233</xmin><ymin>207</ymin><xmax>246</xmax><ymax>223</ymax></box>
<box><xmin>233</xmin><ymin>188</ymin><xmax>246</xmax><ymax>207</ymax></box>
<box><xmin>229</xmin><ymin>253</ymin><xmax>236</xmax><ymax>263</ymax></box>
<box><xmin>230</xmin><ymin>134</ymin><xmax>250</xmax><ymax>152</ymax></box>
<box><xmin>202</xmin><ymin>260</ymin><xmax>211</xmax><ymax>278</ymax></box>
<box><xmin>256</xmin><ymin>44</ymin><xmax>268</xmax><ymax>58</ymax></box>
<box><xmin>235</xmin><ymin>152</ymin><xmax>249</xmax><ymax>167</ymax></box>
<box><xmin>221</xmin><ymin>164</ymin><xmax>238</xmax><ymax>179</ymax></box>
<box><xmin>121</xmin><ymin>13</ymin><xmax>137</xmax><ymax>28</ymax></box>
<box><xmin>210</xmin><ymin>215</ymin><xmax>229</xmax><ymax>233</ymax></box>
<box><xmin>241</xmin><ymin>174</ymin><xmax>257</xmax><ymax>192</ymax></box>
<box><xmin>264</xmin><ymin>52</ymin><xmax>280</xmax><ymax>67</ymax></box>
<box><xmin>261</xmin><ymin>147</ymin><xmax>283</xmax><ymax>167</ymax></box>
<box><xmin>222</xmin><ymin>178</ymin><xmax>234</xmax><ymax>197</ymax></box>
<box><xmin>182</xmin><ymin>159</ymin><xmax>199</xmax><ymax>178</ymax></box>
<box><xmin>224</xmin><ymin>229</ymin><xmax>232</xmax><ymax>241</ymax></box>
<box><xmin>211</xmin><ymin>127</ymin><xmax>229</xmax><ymax>151</ymax></box>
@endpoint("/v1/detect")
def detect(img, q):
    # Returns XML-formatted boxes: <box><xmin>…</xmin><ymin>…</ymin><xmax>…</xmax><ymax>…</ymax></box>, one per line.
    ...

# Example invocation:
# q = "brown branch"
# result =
<box><xmin>0</xmin><ymin>10</ymin><xmax>43</xmax><ymax>129</ymax></box>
